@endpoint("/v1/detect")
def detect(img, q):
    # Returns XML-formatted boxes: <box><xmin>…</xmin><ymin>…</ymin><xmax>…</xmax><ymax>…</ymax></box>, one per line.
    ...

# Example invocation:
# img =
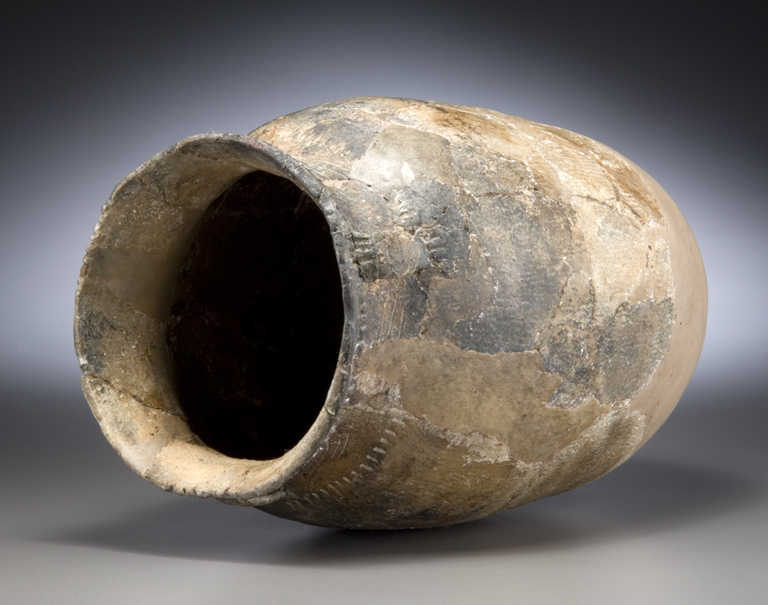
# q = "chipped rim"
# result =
<box><xmin>74</xmin><ymin>133</ymin><xmax>356</xmax><ymax>504</ymax></box>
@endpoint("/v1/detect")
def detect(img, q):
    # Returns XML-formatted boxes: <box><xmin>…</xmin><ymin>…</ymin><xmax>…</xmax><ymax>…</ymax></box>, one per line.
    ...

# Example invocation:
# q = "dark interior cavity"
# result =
<box><xmin>166</xmin><ymin>171</ymin><xmax>345</xmax><ymax>460</ymax></box>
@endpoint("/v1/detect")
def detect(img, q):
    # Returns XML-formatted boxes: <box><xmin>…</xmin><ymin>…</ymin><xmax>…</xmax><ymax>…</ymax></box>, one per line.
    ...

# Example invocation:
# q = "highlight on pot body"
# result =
<box><xmin>74</xmin><ymin>98</ymin><xmax>707</xmax><ymax>529</ymax></box>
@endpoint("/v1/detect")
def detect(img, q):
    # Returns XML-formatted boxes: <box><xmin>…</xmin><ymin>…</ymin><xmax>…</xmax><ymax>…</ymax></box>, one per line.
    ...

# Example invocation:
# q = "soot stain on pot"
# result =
<box><xmin>419</xmin><ymin>203</ymin><xmax>471</xmax><ymax>274</ymax></box>
<box><xmin>598</xmin><ymin>298</ymin><xmax>674</xmax><ymax>403</ymax></box>
<box><xmin>304</xmin><ymin>119</ymin><xmax>376</xmax><ymax>161</ymax></box>
<box><xmin>322</xmin><ymin>106</ymin><xmax>676</xmax><ymax>410</ymax></box>
<box><xmin>454</xmin><ymin>192</ymin><xmax>573</xmax><ymax>354</ymax></box>
<box><xmin>357</xmin><ymin>274</ymin><xmax>428</xmax><ymax>343</ymax></box>
<box><xmin>391</xmin><ymin>179</ymin><xmax>458</xmax><ymax>231</ymax></box>
<box><xmin>76</xmin><ymin>310</ymin><xmax>116</xmax><ymax>374</ymax></box>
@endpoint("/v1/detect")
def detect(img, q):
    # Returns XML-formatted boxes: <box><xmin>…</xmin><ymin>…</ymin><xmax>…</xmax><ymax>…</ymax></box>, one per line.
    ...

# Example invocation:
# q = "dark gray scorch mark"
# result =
<box><xmin>393</xmin><ymin>179</ymin><xmax>456</xmax><ymax>231</ymax></box>
<box><xmin>455</xmin><ymin>192</ymin><xmax>573</xmax><ymax>353</ymax></box>
<box><xmin>419</xmin><ymin>204</ymin><xmax>470</xmax><ymax>274</ymax></box>
<box><xmin>597</xmin><ymin>298</ymin><xmax>674</xmax><ymax>402</ymax></box>
<box><xmin>303</xmin><ymin>118</ymin><xmax>378</xmax><ymax>162</ymax></box>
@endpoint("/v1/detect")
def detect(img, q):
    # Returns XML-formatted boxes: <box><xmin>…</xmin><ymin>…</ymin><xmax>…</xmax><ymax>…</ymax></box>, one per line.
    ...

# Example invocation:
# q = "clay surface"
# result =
<box><xmin>75</xmin><ymin>98</ymin><xmax>707</xmax><ymax>528</ymax></box>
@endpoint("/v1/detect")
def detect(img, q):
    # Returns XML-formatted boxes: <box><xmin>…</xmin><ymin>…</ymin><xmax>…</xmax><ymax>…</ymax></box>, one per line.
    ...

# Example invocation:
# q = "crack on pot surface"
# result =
<box><xmin>166</xmin><ymin>171</ymin><xmax>345</xmax><ymax>461</ymax></box>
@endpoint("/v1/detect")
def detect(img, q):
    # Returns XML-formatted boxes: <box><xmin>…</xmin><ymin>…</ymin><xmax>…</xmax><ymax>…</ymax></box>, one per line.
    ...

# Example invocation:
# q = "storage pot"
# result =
<box><xmin>75</xmin><ymin>98</ymin><xmax>707</xmax><ymax>529</ymax></box>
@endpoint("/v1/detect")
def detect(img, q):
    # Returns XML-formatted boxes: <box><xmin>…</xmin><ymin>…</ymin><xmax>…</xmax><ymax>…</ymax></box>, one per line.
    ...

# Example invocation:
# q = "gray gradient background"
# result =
<box><xmin>1</xmin><ymin>1</ymin><xmax>766</xmax><ymax>603</ymax></box>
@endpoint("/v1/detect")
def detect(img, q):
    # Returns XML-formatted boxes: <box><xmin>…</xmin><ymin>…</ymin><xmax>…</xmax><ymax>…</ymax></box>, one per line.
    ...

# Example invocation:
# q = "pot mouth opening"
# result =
<box><xmin>166</xmin><ymin>170</ymin><xmax>345</xmax><ymax>460</ymax></box>
<box><xmin>75</xmin><ymin>134</ymin><xmax>350</xmax><ymax>501</ymax></box>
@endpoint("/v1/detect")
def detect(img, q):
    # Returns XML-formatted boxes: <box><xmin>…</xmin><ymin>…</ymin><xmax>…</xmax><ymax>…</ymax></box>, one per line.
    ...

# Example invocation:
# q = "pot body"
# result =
<box><xmin>75</xmin><ymin>98</ymin><xmax>706</xmax><ymax>529</ymax></box>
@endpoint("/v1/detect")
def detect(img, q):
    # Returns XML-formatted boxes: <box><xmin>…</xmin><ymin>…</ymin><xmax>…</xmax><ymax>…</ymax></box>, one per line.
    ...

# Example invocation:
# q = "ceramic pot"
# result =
<box><xmin>74</xmin><ymin>98</ymin><xmax>706</xmax><ymax>529</ymax></box>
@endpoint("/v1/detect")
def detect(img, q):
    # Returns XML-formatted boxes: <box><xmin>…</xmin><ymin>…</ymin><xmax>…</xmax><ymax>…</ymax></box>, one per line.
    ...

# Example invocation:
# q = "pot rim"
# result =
<box><xmin>74</xmin><ymin>133</ymin><xmax>355</xmax><ymax>504</ymax></box>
